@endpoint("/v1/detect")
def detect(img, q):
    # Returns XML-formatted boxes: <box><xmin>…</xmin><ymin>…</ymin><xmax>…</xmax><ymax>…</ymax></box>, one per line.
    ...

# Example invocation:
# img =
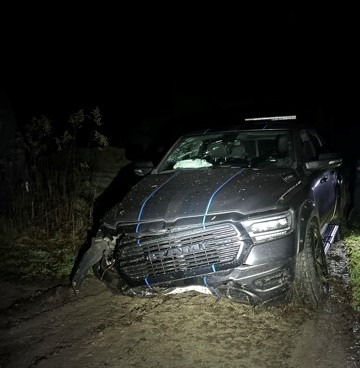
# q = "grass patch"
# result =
<box><xmin>343</xmin><ymin>219</ymin><xmax>360</xmax><ymax>309</ymax></box>
<box><xmin>0</xmin><ymin>234</ymin><xmax>83</xmax><ymax>281</ymax></box>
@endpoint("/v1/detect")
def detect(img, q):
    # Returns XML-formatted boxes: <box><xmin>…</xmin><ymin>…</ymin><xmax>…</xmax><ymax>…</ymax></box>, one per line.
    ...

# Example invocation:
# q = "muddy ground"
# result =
<box><xmin>0</xmin><ymin>241</ymin><xmax>359</xmax><ymax>368</ymax></box>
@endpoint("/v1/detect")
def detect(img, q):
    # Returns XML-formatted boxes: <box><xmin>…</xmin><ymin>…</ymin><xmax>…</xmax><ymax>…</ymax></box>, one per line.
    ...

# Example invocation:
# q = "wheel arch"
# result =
<box><xmin>296</xmin><ymin>199</ymin><xmax>320</xmax><ymax>254</ymax></box>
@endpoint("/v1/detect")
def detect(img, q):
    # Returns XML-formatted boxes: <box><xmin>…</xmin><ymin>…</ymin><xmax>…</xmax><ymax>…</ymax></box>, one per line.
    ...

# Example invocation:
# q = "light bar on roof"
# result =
<box><xmin>245</xmin><ymin>115</ymin><xmax>297</xmax><ymax>121</ymax></box>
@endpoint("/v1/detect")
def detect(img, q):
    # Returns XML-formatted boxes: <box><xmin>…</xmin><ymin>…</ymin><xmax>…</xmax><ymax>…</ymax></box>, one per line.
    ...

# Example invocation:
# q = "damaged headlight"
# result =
<box><xmin>241</xmin><ymin>209</ymin><xmax>294</xmax><ymax>244</ymax></box>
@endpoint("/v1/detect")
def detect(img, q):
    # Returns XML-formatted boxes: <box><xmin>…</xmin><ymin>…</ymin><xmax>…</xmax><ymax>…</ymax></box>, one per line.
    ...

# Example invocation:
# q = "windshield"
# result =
<box><xmin>157</xmin><ymin>130</ymin><xmax>295</xmax><ymax>172</ymax></box>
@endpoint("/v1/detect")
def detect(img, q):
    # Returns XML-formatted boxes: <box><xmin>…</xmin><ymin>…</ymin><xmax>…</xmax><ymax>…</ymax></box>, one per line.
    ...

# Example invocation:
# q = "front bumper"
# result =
<box><xmin>117</xmin><ymin>257</ymin><xmax>296</xmax><ymax>305</ymax></box>
<box><xmin>200</xmin><ymin>258</ymin><xmax>294</xmax><ymax>304</ymax></box>
<box><xmin>100</xmin><ymin>222</ymin><xmax>298</xmax><ymax>305</ymax></box>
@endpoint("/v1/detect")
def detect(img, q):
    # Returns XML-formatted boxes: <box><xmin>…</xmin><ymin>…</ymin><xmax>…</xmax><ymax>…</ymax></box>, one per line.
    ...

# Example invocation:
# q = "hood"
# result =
<box><xmin>103</xmin><ymin>168</ymin><xmax>300</xmax><ymax>228</ymax></box>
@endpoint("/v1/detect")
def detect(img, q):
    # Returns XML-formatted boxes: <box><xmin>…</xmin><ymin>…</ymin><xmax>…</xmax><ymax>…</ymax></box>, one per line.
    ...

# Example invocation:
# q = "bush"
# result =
<box><xmin>0</xmin><ymin>107</ymin><xmax>109</xmax><ymax>279</ymax></box>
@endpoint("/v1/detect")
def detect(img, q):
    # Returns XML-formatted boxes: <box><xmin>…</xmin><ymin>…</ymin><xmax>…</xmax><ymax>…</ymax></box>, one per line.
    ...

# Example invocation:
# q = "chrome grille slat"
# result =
<box><xmin>117</xmin><ymin>224</ymin><xmax>243</xmax><ymax>279</ymax></box>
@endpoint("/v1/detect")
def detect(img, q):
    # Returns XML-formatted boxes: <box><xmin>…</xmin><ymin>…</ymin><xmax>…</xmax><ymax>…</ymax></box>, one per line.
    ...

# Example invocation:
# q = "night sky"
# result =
<box><xmin>3</xmin><ymin>8</ymin><xmax>359</xmax><ymax>156</ymax></box>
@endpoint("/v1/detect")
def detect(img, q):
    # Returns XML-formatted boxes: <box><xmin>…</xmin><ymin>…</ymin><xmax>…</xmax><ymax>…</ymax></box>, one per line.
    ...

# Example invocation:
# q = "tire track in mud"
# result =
<box><xmin>77</xmin><ymin>293</ymin><xmax>309</xmax><ymax>368</ymax></box>
<box><xmin>0</xmin><ymin>280</ymin><xmax>175</xmax><ymax>368</ymax></box>
<box><xmin>0</xmin><ymin>279</ymin><xmax>303</xmax><ymax>368</ymax></box>
<box><xmin>1</xmin><ymin>281</ymin><xmax>109</xmax><ymax>328</ymax></box>
<box><xmin>289</xmin><ymin>241</ymin><xmax>360</xmax><ymax>368</ymax></box>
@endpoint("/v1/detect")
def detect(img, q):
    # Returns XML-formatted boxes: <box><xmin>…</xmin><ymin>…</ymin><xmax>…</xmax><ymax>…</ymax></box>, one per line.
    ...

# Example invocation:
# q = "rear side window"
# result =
<box><xmin>300</xmin><ymin>129</ymin><xmax>317</xmax><ymax>161</ymax></box>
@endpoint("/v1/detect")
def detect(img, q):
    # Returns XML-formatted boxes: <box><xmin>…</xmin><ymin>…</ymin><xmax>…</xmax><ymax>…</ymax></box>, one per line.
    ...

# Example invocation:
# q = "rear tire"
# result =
<box><xmin>291</xmin><ymin>219</ymin><xmax>329</xmax><ymax>308</ymax></box>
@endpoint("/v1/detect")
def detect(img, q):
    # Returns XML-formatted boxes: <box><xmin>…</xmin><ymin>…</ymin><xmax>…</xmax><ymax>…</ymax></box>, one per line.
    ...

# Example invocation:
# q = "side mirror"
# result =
<box><xmin>134</xmin><ymin>161</ymin><xmax>153</xmax><ymax>176</ymax></box>
<box><xmin>305</xmin><ymin>152</ymin><xmax>342</xmax><ymax>170</ymax></box>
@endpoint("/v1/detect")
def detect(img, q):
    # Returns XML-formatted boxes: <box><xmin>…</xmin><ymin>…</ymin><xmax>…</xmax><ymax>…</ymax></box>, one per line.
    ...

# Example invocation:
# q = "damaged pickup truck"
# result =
<box><xmin>71</xmin><ymin>115</ymin><xmax>346</xmax><ymax>308</ymax></box>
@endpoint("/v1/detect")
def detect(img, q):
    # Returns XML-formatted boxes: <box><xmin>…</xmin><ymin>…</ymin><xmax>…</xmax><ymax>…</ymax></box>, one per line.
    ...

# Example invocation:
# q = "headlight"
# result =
<box><xmin>241</xmin><ymin>209</ymin><xmax>294</xmax><ymax>244</ymax></box>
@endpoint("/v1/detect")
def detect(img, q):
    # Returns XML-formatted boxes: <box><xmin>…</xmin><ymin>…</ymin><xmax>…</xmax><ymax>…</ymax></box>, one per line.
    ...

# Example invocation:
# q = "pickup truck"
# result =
<box><xmin>71</xmin><ymin>115</ymin><xmax>346</xmax><ymax>308</ymax></box>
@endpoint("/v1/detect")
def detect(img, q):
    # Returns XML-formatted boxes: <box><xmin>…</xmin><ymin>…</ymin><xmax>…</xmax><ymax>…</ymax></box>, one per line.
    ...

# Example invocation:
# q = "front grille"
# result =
<box><xmin>116</xmin><ymin>223</ymin><xmax>244</xmax><ymax>280</ymax></box>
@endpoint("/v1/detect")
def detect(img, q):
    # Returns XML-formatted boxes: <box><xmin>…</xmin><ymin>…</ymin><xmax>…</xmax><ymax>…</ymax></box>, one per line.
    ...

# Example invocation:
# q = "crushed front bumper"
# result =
<box><xmin>118</xmin><ymin>257</ymin><xmax>296</xmax><ymax>305</ymax></box>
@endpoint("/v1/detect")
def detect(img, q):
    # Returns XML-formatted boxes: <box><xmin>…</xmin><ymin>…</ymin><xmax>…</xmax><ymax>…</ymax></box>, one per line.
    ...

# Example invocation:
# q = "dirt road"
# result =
<box><xmin>1</xmin><ymin>241</ymin><xmax>359</xmax><ymax>368</ymax></box>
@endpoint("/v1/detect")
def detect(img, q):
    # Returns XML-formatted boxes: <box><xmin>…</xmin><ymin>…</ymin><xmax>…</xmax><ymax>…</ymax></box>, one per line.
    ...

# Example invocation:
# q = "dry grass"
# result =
<box><xmin>0</xmin><ymin>107</ymin><xmax>109</xmax><ymax>280</ymax></box>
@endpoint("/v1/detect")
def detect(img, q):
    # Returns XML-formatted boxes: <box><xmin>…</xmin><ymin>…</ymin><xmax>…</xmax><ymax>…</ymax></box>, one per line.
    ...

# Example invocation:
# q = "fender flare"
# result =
<box><xmin>296</xmin><ymin>199</ymin><xmax>320</xmax><ymax>254</ymax></box>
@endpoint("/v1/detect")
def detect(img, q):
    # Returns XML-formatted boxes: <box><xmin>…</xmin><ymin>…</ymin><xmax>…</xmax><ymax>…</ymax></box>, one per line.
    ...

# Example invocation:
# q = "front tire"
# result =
<box><xmin>291</xmin><ymin>219</ymin><xmax>329</xmax><ymax>308</ymax></box>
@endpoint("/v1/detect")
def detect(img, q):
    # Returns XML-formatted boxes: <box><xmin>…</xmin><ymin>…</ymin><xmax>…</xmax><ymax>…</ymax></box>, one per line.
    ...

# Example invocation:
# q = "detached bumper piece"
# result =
<box><xmin>71</xmin><ymin>238</ymin><xmax>109</xmax><ymax>294</ymax></box>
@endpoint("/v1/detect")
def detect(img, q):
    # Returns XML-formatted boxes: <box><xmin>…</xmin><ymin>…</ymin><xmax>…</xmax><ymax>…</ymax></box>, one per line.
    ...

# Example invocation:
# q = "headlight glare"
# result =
<box><xmin>241</xmin><ymin>210</ymin><xmax>294</xmax><ymax>243</ymax></box>
<box><xmin>250</xmin><ymin>218</ymin><xmax>288</xmax><ymax>233</ymax></box>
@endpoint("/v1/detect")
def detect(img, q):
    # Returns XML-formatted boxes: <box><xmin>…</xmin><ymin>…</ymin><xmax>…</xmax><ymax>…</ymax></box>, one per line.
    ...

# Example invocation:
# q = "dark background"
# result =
<box><xmin>2</xmin><ymin>7</ymin><xmax>359</xmax><ymax>158</ymax></box>
<box><xmin>1</xmin><ymin>6</ymin><xmax>360</xmax><ymax>239</ymax></box>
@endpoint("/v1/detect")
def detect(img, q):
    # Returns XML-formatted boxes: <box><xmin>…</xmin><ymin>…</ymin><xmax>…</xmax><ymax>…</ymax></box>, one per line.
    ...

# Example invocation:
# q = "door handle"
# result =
<box><xmin>320</xmin><ymin>176</ymin><xmax>328</xmax><ymax>184</ymax></box>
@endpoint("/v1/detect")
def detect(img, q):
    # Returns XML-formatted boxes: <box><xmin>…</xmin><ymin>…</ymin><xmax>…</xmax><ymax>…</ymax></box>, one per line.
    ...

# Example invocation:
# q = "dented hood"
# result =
<box><xmin>102</xmin><ymin>168</ymin><xmax>300</xmax><ymax>228</ymax></box>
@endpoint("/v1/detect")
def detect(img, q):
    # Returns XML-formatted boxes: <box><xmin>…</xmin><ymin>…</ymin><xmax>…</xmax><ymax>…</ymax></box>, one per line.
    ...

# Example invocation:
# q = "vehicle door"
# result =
<box><xmin>300</xmin><ymin>129</ymin><xmax>338</xmax><ymax>224</ymax></box>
